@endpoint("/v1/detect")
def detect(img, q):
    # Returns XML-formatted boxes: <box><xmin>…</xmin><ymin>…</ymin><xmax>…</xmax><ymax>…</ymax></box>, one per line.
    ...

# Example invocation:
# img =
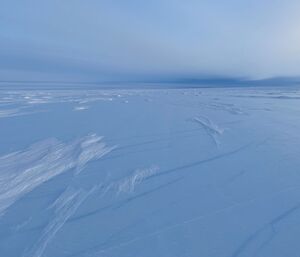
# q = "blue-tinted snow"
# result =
<box><xmin>0</xmin><ymin>87</ymin><xmax>300</xmax><ymax>257</ymax></box>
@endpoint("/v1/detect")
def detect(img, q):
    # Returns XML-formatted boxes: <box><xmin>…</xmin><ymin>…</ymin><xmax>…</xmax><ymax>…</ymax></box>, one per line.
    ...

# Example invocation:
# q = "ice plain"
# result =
<box><xmin>0</xmin><ymin>86</ymin><xmax>300</xmax><ymax>257</ymax></box>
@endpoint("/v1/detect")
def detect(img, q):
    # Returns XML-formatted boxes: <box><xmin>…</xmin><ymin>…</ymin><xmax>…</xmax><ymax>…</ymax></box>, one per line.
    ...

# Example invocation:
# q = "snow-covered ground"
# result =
<box><xmin>0</xmin><ymin>87</ymin><xmax>300</xmax><ymax>257</ymax></box>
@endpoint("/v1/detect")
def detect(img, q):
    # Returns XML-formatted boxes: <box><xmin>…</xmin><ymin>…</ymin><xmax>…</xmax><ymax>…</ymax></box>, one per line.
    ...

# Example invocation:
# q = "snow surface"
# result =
<box><xmin>0</xmin><ymin>87</ymin><xmax>300</xmax><ymax>257</ymax></box>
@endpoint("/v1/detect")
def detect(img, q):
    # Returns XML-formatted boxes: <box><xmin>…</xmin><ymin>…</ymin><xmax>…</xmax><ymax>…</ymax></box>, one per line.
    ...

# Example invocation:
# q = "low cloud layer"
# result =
<box><xmin>1</xmin><ymin>0</ymin><xmax>300</xmax><ymax>82</ymax></box>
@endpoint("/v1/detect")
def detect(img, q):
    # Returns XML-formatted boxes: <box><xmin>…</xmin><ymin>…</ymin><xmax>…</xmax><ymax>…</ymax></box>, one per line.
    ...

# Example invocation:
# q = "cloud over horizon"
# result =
<box><xmin>1</xmin><ymin>0</ymin><xmax>300</xmax><ymax>82</ymax></box>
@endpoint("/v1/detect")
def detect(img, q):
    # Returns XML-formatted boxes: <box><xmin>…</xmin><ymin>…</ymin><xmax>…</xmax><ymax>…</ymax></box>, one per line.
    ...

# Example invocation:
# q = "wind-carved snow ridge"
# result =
<box><xmin>25</xmin><ymin>166</ymin><xmax>159</xmax><ymax>257</ymax></box>
<box><xmin>0</xmin><ymin>90</ymin><xmax>137</xmax><ymax>107</ymax></box>
<box><xmin>116</xmin><ymin>166</ymin><xmax>159</xmax><ymax>195</ymax></box>
<box><xmin>25</xmin><ymin>186</ymin><xmax>97</xmax><ymax>257</ymax></box>
<box><xmin>0</xmin><ymin>107</ymin><xmax>40</xmax><ymax>119</ymax></box>
<box><xmin>74</xmin><ymin>106</ymin><xmax>89</xmax><ymax>111</ymax></box>
<box><xmin>207</xmin><ymin>102</ymin><xmax>245</xmax><ymax>115</ymax></box>
<box><xmin>193</xmin><ymin>116</ymin><xmax>224</xmax><ymax>147</ymax></box>
<box><xmin>0</xmin><ymin>108</ymin><xmax>22</xmax><ymax>118</ymax></box>
<box><xmin>90</xmin><ymin>166</ymin><xmax>159</xmax><ymax>200</ymax></box>
<box><xmin>0</xmin><ymin>134</ymin><xmax>116</xmax><ymax>216</ymax></box>
<box><xmin>0</xmin><ymin>90</ymin><xmax>141</xmax><ymax>119</ymax></box>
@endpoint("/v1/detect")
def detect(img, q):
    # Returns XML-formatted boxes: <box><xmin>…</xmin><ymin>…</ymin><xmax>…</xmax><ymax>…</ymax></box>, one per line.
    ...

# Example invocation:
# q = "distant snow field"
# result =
<box><xmin>0</xmin><ymin>87</ymin><xmax>300</xmax><ymax>257</ymax></box>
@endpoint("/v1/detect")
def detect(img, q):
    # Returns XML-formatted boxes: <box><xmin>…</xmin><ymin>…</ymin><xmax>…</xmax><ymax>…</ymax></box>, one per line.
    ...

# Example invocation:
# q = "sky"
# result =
<box><xmin>1</xmin><ymin>0</ymin><xmax>300</xmax><ymax>83</ymax></box>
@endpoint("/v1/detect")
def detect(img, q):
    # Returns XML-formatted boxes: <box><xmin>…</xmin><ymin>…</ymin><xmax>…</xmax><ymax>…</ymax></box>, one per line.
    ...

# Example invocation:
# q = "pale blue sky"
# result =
<box><xmin>1</xmin><ymin>0</ymin><xmax>300</xmax><ymax>82</ymax></box>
